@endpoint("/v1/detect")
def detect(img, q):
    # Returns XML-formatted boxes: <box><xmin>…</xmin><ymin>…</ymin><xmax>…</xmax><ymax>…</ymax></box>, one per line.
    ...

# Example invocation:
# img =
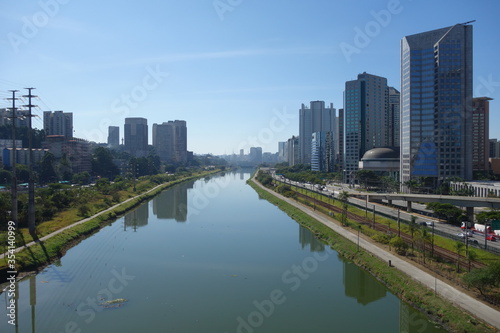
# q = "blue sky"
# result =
<box><xmin>1</xmin><ymin>0</ymin><xmax>500</xmax><ymax>155</ymax></box>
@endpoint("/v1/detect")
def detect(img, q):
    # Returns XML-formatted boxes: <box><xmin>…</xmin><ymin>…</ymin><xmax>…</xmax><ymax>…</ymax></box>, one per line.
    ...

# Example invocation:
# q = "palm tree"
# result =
<box><xmin>454</xmin><ymin>241</ymin><xmax>465</xmax><ymax>272</ymax></box>
<box><xmin>417</xmin><ymin>228</ymin><xmax>431</xmax><ymax>264</ymax></box>
<box><xmin>466</xmin><ymin>249</ymin><xmax>478</xmax><ymax>272</ymax></box>
<box><xmin>404</xmin><ymin>179</ymin><xmax>419</xmax><ymax>194</ymax></box>
<box><xmin>338</xmin><ymin>191</ymin><xmax>350</xmax><ymax>226</ymax></box>
<box><xmin>409</xmin><ymin>216</ymin><xmax>418</xmax><ymax>254</ymax></box>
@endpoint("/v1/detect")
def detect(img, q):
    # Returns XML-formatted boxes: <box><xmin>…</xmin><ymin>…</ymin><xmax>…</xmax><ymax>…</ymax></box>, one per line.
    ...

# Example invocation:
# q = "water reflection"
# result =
<box><xmin>343</xmin><ymin>261</ymin><xmax>386</xmax><ymax>305</ymax></box>
<box><xmin>299</xmin><ymin>225</ymin><xmax>325</xmax><ymax>252</ymax></box>
<box><xmin>152</xmin><ymin>181</ymin><xmax>193</xmax><ymax>222</ymax></box>
<box><xmin>124</xmin><ymin>203</ymin><xmax>149</xmax><ymax>230</ymax></box>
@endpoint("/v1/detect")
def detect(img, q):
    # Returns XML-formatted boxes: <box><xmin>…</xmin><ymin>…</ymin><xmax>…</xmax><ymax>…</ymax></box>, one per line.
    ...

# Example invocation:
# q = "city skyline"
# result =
<box><xmin>1</xmin><ymin>1</ymin><xmax>500</xmax><ymax>155</ymax></box>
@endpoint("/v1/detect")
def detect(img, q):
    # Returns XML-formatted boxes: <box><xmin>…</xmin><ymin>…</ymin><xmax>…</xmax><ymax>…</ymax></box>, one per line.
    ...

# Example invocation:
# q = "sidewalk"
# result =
<box><xmin>252</xmin><ymin>176</ymin><xmax>500</xmax><ymax>331</ymax></box>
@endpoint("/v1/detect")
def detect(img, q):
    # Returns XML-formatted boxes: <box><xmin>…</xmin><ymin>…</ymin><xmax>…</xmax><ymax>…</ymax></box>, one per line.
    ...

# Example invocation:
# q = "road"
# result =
<box><xmin>275</xmin><ymin>175</ymin><xmax>500</xmax><ymax>253</ymax></box>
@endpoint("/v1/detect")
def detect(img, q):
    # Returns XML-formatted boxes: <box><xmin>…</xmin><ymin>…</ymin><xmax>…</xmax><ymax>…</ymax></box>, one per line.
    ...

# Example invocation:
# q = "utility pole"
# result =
<box><xmin>23</xmin><ymin>87</ymin><xmax>37</xmax><ymax>235</ymax></box>
<box><xmin>7</xmin><ymin>90</ymin><xmax>19</xmax><ymax>227</ymax></box>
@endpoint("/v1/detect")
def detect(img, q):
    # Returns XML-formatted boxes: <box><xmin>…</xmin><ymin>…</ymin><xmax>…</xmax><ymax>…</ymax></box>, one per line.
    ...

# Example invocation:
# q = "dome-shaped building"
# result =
<box><xmin>358</xmin><ymin>147</ymin><xmax>400</xmax><ymax>179</ymax></box>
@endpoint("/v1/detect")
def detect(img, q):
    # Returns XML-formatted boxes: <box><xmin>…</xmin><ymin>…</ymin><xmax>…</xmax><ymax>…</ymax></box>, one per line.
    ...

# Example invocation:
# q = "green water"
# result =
<box><xmin>0</xmin><ymin>170</ymin><xmax>445</xmax><ymax>332</ymax></box>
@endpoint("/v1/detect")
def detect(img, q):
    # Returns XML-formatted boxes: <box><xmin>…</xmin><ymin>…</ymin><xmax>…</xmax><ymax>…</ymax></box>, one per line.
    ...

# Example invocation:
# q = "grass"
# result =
<box><xmin>248</xmin><ymin>178</ymin><xmax>498</xmax><ymax>333</ymax></box>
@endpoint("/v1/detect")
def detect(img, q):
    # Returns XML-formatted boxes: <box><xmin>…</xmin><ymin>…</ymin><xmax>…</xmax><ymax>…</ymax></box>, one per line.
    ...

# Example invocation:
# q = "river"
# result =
<box><xmin>0</xmin><ymin>170</ymin><xmax>445</xmax><ymax>332</ymax></box>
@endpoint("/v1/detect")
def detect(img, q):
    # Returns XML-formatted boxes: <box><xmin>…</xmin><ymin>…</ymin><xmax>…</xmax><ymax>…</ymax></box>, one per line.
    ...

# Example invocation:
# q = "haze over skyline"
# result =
<box><xmin>2</xmin><ymin>0</ymin><xmax>500</xmax><ymax>155</ymax></box>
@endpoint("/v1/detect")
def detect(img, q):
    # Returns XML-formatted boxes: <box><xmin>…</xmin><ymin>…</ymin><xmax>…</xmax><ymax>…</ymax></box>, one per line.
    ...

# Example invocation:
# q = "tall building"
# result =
<box><xmin>0</xmin><ymin>108</ymin><xmax>29</xmax><ymax>128</ymax></box>
<box><xmin>299</xmin><ymin>101</ymin><xmax>336</xmax><ymax>165</ymax></box>
<box><xmin>152</xmin><ymin>120</ymin><xmax>187</xmax><ymax>164</ymax></box>
<box><xmin>311</xmin><ymin>131</ymin><xmax>335</xmax><ymax>172</ymax></box>
<box><xmin>124</xmin><ymin>117</ymin><xmax>148</xmax><ymax>157</ymax></box>
<box><xmin>43</xmin><ymin>111</ymin><xmax>73</xmax><ymax>138</ymax></box>
<box><xmin>287</xmin><ymin>136</ymin><xmax>300</xmax><ymax>166</ymax></box>
<box><xmin>400</xmin><ymin>23</ymin><xmax>473</xmax><ymax>188</ymax></box>
<box><xmin>107</xmin><ymin>126</ymin><xmax>120</xmax><ymax>148</ymax></box>
<box><xmin>278</xmin><ymin>142</ymin><xmax>286</xmax><ymax>162</ymax></box>
<box><xmin>249</xmin><ymin>147</ymin><xmax>262</xmax><ymax>164</ymax></box>
<box><xmin>490</xmin><ymin>139</ymin><xmax>500</xmax><ymax>158</ymax></box>
<box><xmin>472</xmin><ymin>97</ymin><xmax>492</xmax><ymax>172</ymax></box>
<box><xmin>343</xmin><ymin>72</ymin><xmax>390</xmax><ymax>175</ymax></box>
<box><xmin>387</xmin><ymin>87</ymin><xmax>401</xmax><ymax>147</ymax></box>
<box><xmin>338</xmin><ymin>108</ymin><xmax>344</xmax><ymax>170</ymax></box>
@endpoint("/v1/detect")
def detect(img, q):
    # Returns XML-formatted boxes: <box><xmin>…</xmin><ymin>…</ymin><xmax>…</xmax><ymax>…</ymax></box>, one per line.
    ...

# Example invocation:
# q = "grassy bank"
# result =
<box><xmin>248</xmin><ymin>178</ymin><xmax>497</xmax><ymax>333</ymax></box>
<box><xmin>1</xmin><ymin>170</ymin><xmax>219</xmax><ymax>277</ymax></box>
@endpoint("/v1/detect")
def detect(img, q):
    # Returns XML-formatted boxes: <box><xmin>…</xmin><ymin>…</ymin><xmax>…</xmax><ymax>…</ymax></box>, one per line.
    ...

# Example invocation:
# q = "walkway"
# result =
<box><xmin>252</xmin><ymin>176</ymin><xmax>500</xmax><ymax>331</ymax></box>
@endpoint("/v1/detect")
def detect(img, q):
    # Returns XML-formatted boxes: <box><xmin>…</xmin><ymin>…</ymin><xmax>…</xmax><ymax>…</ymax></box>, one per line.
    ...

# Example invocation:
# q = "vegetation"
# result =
<box><xmin>426</xmin><ymin>202</ymin><xmax>466</xmax><ymax>225</ymax></box>
<box><xmin>476</xmin><ymin>210</ymin><xmax>500</xmax><ymax>224</ymax></box>
<box><xmin>463</xmin><ymin>262</ymin><xmax>500</xmax><ymax>303</ymax></box>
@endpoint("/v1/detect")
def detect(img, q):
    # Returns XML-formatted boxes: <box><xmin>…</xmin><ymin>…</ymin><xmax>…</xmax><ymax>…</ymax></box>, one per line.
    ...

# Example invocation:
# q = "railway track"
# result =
<box><xmin>292</xmin><ymin>189</ymin><xmax>486</xmax><ymax>269</ymax></box>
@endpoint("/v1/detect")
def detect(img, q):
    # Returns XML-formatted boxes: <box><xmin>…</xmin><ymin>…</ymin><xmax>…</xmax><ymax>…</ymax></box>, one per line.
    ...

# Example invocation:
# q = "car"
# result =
<box><xmin>425</xmin><ymin>221</ymin><xmax>434</xmax><ymax>226</ymax></box>
<box><xmin>469</xmin><ymin>239</ymin><xmax>479</xmax><ymax>245</ymax></box>
<box><xmin>457</xmin><ymin>232</ymin><xmax>473</xmax><ymax>238</ymax></box>
<box><xmin>486</xmin><ymin>235</ymin><xmax>497</xmax><ymax>241</ymax></box>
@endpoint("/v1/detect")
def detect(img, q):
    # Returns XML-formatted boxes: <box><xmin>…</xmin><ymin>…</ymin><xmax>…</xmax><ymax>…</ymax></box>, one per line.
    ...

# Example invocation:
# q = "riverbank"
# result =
<box><xmin>248</xmin><ymin>174</ymin><xmax>500</xmax><ymax>333</ymax></box>
<box><xmin>0</xmin><ymin>169</ymin><xmax>221</xmax><ymax>280</ymax></box>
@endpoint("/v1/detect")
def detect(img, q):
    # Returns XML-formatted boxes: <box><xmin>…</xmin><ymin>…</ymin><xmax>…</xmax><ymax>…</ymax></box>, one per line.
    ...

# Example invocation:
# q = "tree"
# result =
<box><xmin>38</xmin><ymin>152</ymin><xmax>58</xmax><ymax>184</ymax></box>
<box><xmin>356</xmin><ymin>170</ymin><xmax>379</xmax><ymax>189</ymax></box>
<box><xmin>390</xmin><ymin>236</ymin><xmax>408</xmax><ymax>255</ymax></box>
<box><xmin>338</xmin><ymin>191</ymin><xmax>350</xmax><ymax>226</ymax></box>
<box><xmin>72</xmin><ymin>171</ymin><xmax>91</xmax><ymax>185</ymax></box>
<box><xmin>403</xmin><ymin>179</ymin><xmax>419</xmax><ymax>193</ymax></box>
<box><xmin>426</xmin><ymin>202</ymin><xmax>465</xmax><ymax>225</ymax></box>
<box><xmin>408</xmin><ymin>215</ymin><xmax>418</xmax><ymax>254</ymax></box>
<box><xmin>454</xmin><ymin>241</ymin><xmax>465</xmax><ymax>272</ymax></box>
<box><xmin>92</xmin><ymin>147</ymin><xmax>119</xmax><ymax>179</ymax></box>
<box><xmin>476</xmin><ymin>210</ymin><xmax>500</xmax><ymax>225</ymax></box>
<box><xmin>466</xmin><ymin>249</ymin><xmax>478</xmax><ymax>272</ymax></box>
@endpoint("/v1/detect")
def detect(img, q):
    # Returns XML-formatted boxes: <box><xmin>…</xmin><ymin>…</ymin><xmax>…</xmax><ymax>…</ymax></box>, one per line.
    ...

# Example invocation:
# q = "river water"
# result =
<box><xmin>0</xmin><ymin>170</ymin><xmax>445</xmax><ymax>332</ymax></box>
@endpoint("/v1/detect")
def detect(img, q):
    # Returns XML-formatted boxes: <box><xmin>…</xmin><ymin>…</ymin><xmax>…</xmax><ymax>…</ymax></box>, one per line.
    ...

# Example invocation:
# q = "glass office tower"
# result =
<box><xmin>400</xmin><ymin>23</ymin><xmax>473</xmax><ymax>189</ymax></box>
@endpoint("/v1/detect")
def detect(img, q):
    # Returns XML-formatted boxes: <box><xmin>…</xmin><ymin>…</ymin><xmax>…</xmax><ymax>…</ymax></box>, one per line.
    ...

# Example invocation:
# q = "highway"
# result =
<box><xmin>273</xmin><ymin>174</ymin><xmax>500</xmax><ymax>254</ymax></box>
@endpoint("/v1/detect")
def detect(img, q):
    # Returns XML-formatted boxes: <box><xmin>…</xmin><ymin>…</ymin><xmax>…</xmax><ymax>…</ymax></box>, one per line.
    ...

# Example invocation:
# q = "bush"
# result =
<box><xmin>390</xmin><ymin>236</ymin><xmax>409</xmax><ymax>255</ymax></box>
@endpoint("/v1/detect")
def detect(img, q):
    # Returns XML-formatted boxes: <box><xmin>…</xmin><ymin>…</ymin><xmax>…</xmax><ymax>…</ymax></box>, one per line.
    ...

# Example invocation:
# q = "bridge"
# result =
<box><xmin>355</xmin><ymin>192</ymin><xmax>500</xmax><ymax>220</ymax></box>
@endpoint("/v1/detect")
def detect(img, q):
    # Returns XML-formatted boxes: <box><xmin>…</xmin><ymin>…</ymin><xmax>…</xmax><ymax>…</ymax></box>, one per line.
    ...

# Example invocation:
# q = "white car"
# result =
<box><xmin>425</xmin><ymin>221</ymin><xmax>434</xmax><ymax>226</ymax></box>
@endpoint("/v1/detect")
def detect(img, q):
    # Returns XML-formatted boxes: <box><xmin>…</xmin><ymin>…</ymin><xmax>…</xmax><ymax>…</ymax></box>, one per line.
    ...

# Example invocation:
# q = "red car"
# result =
<box><xmin>486</xmin><ymin>235</ymin><xmax>497</xmax><ymax>242</ymax></box>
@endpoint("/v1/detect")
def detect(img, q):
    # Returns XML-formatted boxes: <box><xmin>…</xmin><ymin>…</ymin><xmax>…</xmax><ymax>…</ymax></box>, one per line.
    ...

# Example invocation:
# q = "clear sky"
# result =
<box><xmin>1</xmin><ymin>0</ymin><xmax>500</xmax><ymax>155</ymax></box>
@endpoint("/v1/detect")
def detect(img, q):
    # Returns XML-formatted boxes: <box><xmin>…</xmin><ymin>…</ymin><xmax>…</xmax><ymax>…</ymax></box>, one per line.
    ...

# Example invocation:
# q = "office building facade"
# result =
<box><xmin>472</xmin><ymin>97</ymin><xmax>492</xmax><ymax>172</ymax></box>
<box><xmin>311</xmin><ymin>131</ymin><xmax>335</xmax><ymax>172</ymax></box>
<box><xmin>152</xmin><ymin>120</ymin><xmax>187</xmax><ymax>164</ymax></box>
<box><xmin>108</xmin><ymin>126</ymin><xmax>120</xmax><ymax>148</ymax></box>
<box><xmin>400</xmin><ymin>24</ymin><xmax>473</xmax><ymax>188</ymax></box>
<box><xmin>124</xmin><ymin>117</ymin><xmax>148</xmax><ymax>158</ymax></box>
<box><xmin>43</xmin><ymin>111</ymin><xmax>73</xmax><ymax>138</ymax></box>
<box><xmin>343</xmin><ymin>72</ymin><xmax>390</xmax><ymax>175</ymax></box>
<box><xmin>299</xmin><ymin>101</ymin><xmax>336</xmax><ymax>165</ymax></box>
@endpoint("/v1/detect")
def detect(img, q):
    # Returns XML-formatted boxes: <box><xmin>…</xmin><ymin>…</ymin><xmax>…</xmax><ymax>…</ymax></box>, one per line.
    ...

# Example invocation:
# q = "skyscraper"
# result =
<box><xmin>43</xmin><ymin>111</ymin><xmax>73</xmax><ymax>138</ymax></box>
<box><xmin>387</xmin><ymin>87</ymin><xmax>401</xmax><ymax>147</ymax></box>
<box><xmin>107</xmin><ymin>126</ymin><xmax>120</xmax><ymax>148</ymax></box>
<box><xmin>124</xmin><ymin>117</ymin><xmax>148</xmax><ymax>157</ymax></box>
<box><xmin>400</xmin><ymin>23</ymin><xmax>473</xmax><ymax>188</ymax></box>
<box><xmin>152</xmin><ymin>120</ymin><xmax>187</xmax><ymax>164</ymax></box>
<box><xmin>472</xmin><ymin>97</ymin><xmax>492</xmax><ymax>172</ymax></box>
<box><xmin>343</xmin><ymin>72</ymin><xmax>390</xmax><ymax>175</ymax></box>
<box><xmin>299</xmin><ymin>101</ymin><xmax>336</xmax><ymax>165</ymax></box>
<box><xmin>311</xmin><ymin>131</ymin><xmax>335</xmax><ymax>172</ymax></box>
